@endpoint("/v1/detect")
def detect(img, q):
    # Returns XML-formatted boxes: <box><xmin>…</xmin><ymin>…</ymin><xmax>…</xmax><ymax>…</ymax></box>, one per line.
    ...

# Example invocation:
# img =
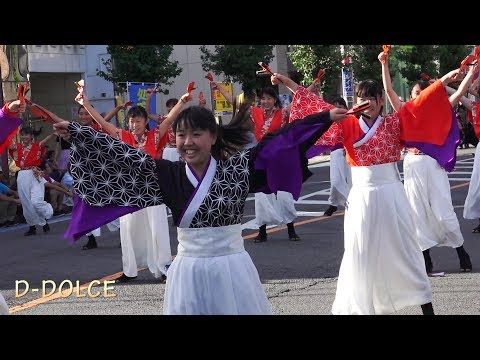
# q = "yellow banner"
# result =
<box><xmin>115</xmin><ymin>95</ymin><xmax>126</xmax><ymax>128</ymax></box>
<box><xmin>213</xmin><ymin>82</ymin><xmax>233</xmax><ymax>115</ymax></box>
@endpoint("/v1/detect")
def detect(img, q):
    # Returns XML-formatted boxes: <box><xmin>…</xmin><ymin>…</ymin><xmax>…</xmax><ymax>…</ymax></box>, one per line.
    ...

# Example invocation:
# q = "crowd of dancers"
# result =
<box><xmin>1</xmin><ymin>47</ymin><xmax>480</xmax><ymax>315</ymax></box>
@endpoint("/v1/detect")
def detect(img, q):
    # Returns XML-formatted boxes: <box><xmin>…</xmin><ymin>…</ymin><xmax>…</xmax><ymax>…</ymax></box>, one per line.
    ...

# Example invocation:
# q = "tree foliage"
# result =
<box><xmin>393</xmin><ymin>45</ymin><xmax>438</xmax><ymax>83</ymax></box>
<box><xmin>346</xmin><ymin>45</ymin><xmax>398</xmax><ymax>84</ymax></box>
<box><xmin>200</xmin><ymin>45</ymin><xmax>275</xmax><ymax>95</ymax></box>
<box><xmin>287</xmin><ymin>45</ymin><xmax>343</xmax><ymax>98</ymax></box>
<box><xmin>436</xmin><ymin>45</ymin><xmax>471</xmax><ymax>77</ymax></box>
<box><xmin>97</xmin><ymin>45</ymin><xmax>182</xmax><ymax>94</ymax></box>
<box><xmin>288</xmin><ymin>45</ymin><xmax>474</xmax><ymax>98</ymax></box>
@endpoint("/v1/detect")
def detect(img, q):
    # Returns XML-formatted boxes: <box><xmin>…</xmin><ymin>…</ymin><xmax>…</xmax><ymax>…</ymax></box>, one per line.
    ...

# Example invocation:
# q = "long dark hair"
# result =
<box><xmin>410</xmin><ymin>80</ymin><xmax>430</xmax><ymax>94</ymax></box>
<box><xmin>259</xmin><ymin>87</ymin><xmax>282</xmax><ymax>108</ymax></box>
<box><xmin>172</xmin><ymin>104</ymin><xmax>253</xmax><ymax>160</ymax></box>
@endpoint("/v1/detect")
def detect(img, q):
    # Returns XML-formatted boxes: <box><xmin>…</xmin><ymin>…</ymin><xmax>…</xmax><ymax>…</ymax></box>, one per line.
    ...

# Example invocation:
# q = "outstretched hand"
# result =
<box><xmin>53</xmin><ymin>121</ymin><xmax>72</xmax><ymax>141</ymax></box>
<box><xmin>330</xmin><ymin>107</ymin><xmax>348</xmax><ymax>122</ymax></box>
<box><xmin>378</xmin><ymin>51</ymin><xmax>388</xmax><ymax>64</ymax></box>
<box><xmin>180</xmin><ymin>92</ymin><xmax>193</xmax><ymax>103</ymax></box>
<box><xmin>440</xmin><ymin>68</ymin><xmax>461</xmax><ymax>85</ymax></box>
<box><xmin>271</xmin><ymin>73</ymin><xmax>288</xmax><ymax>85</ymax></box>
<box><xmin>8</xmin><ymin>99</ymin><xmax>27</xmax><ymax>113</ymax></box>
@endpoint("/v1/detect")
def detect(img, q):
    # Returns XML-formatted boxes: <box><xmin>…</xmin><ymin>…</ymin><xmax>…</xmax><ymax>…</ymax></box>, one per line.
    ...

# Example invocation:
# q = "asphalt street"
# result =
<box><xmin>1</xmin><ymin>148</ymin><xmax>479</xmax><ymax>315</ymax></box>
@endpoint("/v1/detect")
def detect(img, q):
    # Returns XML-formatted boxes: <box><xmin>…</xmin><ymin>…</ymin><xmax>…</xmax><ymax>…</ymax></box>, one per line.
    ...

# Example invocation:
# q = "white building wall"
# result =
<box><xmin>152</xmin><ymin>45</ymin><xmax>283</xmax><ymax>121</ymax></box>
<box><xmin>84</xmin><ymin>45</ymin><xmax>116</xmax><ymax>115</ymax></box>
<box><xmin>27</xmin><ymin>45</ymin><xmax>86</xmax><ymax>73</ymax></box>
<box><xmin>151</xmin><ymin>45</ymin><xmax>245</xmax><ymax>119</ymax></box>
<box><xmin>27</xmin><ymin>45</ymin><xmax>115</xmax><ymax>116</ymax></box>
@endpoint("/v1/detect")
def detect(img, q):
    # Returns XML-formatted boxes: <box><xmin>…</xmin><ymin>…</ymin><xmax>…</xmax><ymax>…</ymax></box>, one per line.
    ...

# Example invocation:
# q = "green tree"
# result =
<box><xmin>200</xmin><ymin>45</ymin><xmax>275</xmax><ymax>96</ymax></box>
<box><xmin>393</xmin><ymin>45</ymin><xmax>437</xmax><ymax>83</ymax></box>
<box><xmin>287</xmin><ymin>45</ymin><xmax>343</xmax><ymax>98</ymax></box>
<box><xmin>347</xmin><ymin>45</ymin><xmax>395</xmax><ymax>84</ymax></box>
<box><xmin>388</xmin><ymin>45</ymin><xmax>471</xmax><ymax>86</ymax></box>
<box><xmin>97</xmin><ymin>45</ymin><xmax>182</xmax><ymax>94</ymax></box>
<box><xmin>436</xmin><ymin>45</ymin><xmax>471</xmax><ymax>76</ymax></box>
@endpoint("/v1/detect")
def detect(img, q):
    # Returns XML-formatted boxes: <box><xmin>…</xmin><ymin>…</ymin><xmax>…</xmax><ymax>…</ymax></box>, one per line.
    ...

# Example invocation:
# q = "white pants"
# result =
<box><xmin>403</xmin><ymin>154</ymin><xmax>463</xmax><ymax>250</ymax></box>
<box><xmin>120</xmin><ymin>204</ymin><xmax>172</xmax><ymax>278</ymax></box>
<box><xmin>254</xmin><ymin>191</ymin><xmax>297</xmax><ymax>227</ymax></box>
<box><xmin>464</xmin><ymin>143</ymin><xmax>480</xmax><ymax>219</ymax></box>
<box><xmin>328</xmin><ymin>148</ymin><xmax>352</xmax><ymax>207</ymax></box>
<box><xmin>86</xmin><ymin>219</ymin><xmax>119</xmax><ymax>238</ymax></box>
<box><xmin>17</xmin><ymin>169</ymin><xmax>53</xmax><ymax>226</ymax></box>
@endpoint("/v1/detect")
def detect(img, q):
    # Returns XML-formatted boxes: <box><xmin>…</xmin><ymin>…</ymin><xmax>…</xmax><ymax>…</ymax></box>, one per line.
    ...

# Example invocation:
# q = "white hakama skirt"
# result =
<box><xmin>403</xmin><ymin>154</ymin><xmax>463</xmax><ymax>250</ymax></box>
<box><xmin>464</xmin><ymin>144</ymin><xmax>480</xmax><ymax>219</ymax></box>
<box><xmin>163</xmin><ymin>224</ymin><xmax>272</xmax><ymax>315</ymax></box>
<box><xmin>332</xmin><ymin>163</ymin><xmax>432</xmax><ymax>315</ymax></box>
<box><xmin>120</xmin><ymin>204</ymin><xmax>172</xmax><ymax>278</ymax></box>
<box><xmin>254</xmin><ymin>191</ymin><xmax>297</xmax><ymax>226</ymax></box>
<box><xmin>328</xmin><ymin>148</ymin><xmax>352</xmax><ymax>207</ymax></box>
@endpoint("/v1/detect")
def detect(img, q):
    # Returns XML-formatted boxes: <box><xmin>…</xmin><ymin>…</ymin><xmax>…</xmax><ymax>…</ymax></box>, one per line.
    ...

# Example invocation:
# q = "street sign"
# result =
<box><xmin>342</xmin><ymin>67</ymin><xmax>354</xmax><ymax>98</ymax></box>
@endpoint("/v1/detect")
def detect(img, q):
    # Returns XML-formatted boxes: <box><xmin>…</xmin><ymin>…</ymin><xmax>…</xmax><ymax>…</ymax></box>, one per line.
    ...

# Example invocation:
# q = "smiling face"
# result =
<box><xmin>176</xmin><ymin>126</ymin><xmax>216</xmax><ymax>169</ymax></box>
<box><xmin>128</xmin><ymin>116</ymin><xmax>147</xmax><ymax>137</ymax></box>
<box><xmin>356</xmin><ymin>80</ymin><xmax>384</xmax><ymax>121</ymax></box>
<box><xmin>173</xmin><ymin>106</ymin><xmax>218</xmax><ymax>177</ymax></box>
<box><xmin>356</xmin><ymin>95</ymin><xmax>383</xmax><ymax>120</ymax></box>
<box><xmin>20</xmin><ymin>131</ymin><xmax>33</xmax><ymax>145</ymax></box>
<box><xmin>78</xmin><ymin>106</ymin><xmax>93</xmax><ymax>126</ymax></box>
<box><xmin>260</xmin><ymin>93</ymin><xmax>277</xmax><ymax>111</ymax></box>
<box><xmin>126</xmin><ymin>106</ymin><xmax>149</xmax><ymax>137</ymax></box>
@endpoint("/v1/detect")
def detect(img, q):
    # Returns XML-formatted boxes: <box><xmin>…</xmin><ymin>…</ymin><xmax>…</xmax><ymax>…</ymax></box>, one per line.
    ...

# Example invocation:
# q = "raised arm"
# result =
<box><xmin>103</xmin><ymin>101</ymin><xmax>130</xmax><ymax>123</ymax></box>
<box><xmin>211</xmin><ymin>81</ymin><xmax>234</xmax><ymax>105</ymax></box>
<box><xmin>5</xmin><ymin>99</ymin><xmax>27</xmax><ymax>114</ymax></box>
<box><xmin>270</xmin><ymin>73</ymin><xmax>300</xmax><ymax>94</ymax></box>
<box><xmin>156</xmin><ymin>92</ymin><xmax>192</xmax><ymax>137</ymax></box>
<box><xmin>445</xmin><ymin>86</ymin><xmax>474</xmax><ymax>110</ymax></box>
<box><xmin>378</xmin><ymin>51</ymin><xmax>403</xmax><ymax>112</ymax></box>
<box><xmin>447</xmin><ymin>63</ymin><xmax>480</xmax><ymax>107</ymax></box>
<box><xmin>306</xmin><ymin>77</ymin><xmax>321</xmax><ymax>95</ymax></box>
<box><xmin>39</xmin><ymin>133</ymin><xmax>57</xmax><ymax>147</ymax></box>
<box><xmin>145</xmin><ymin>89</ymin><xmax>162</xmax><ymax>123</ymax></box>
<box><xmin>76</xmin><ymin>93</ymin><xmax>119</xmax><ymax>138</ymax></box>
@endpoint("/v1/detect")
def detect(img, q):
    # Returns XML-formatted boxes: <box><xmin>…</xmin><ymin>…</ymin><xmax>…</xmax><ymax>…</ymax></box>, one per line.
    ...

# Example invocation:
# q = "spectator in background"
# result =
<box><xmin>8</xmin><ymin>127</ymin><xmax>56</xmax><ymax>236</ymax></box>
<box><xmin>0</xmin><ymin>173</ymin><xmax>21</xmax><ymax>227</ymax></box>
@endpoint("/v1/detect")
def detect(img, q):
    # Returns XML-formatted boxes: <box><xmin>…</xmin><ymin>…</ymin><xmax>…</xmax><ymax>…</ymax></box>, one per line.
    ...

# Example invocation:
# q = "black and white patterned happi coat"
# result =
<box><xmin>69</xmin><ymin>122</ymin><xmax>254</xmax><ymax>228</ymax></box>
<box><xmin>68</xmin><ymin>110</ymin><xmax>332</xmax><ymax>228</ymax></box>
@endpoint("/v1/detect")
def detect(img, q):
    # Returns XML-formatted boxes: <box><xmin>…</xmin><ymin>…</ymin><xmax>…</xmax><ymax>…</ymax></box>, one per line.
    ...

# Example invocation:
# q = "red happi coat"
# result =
<box><xmin>289</xmin><ymin>82</ymin><xmax>453</xmax><ymax>167</ymax></box>
<box><xmin>120</xmin><ymin>128</ymin><xmax>168</xmax><ymax>159</ymax></box>
<box><xmin>251</xmin><ymin>106</ymin><xmax>287</xmax><ymax>141</ymax></box>
<box><xmin>9</xmin><ymin>142</ymin><xmax>45</xmax><ymax>169</ymax></box>
<box><xmin>468</xmin><ymin>101</ymin><xmax>480</xmax><ymax>139</ymax></box>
